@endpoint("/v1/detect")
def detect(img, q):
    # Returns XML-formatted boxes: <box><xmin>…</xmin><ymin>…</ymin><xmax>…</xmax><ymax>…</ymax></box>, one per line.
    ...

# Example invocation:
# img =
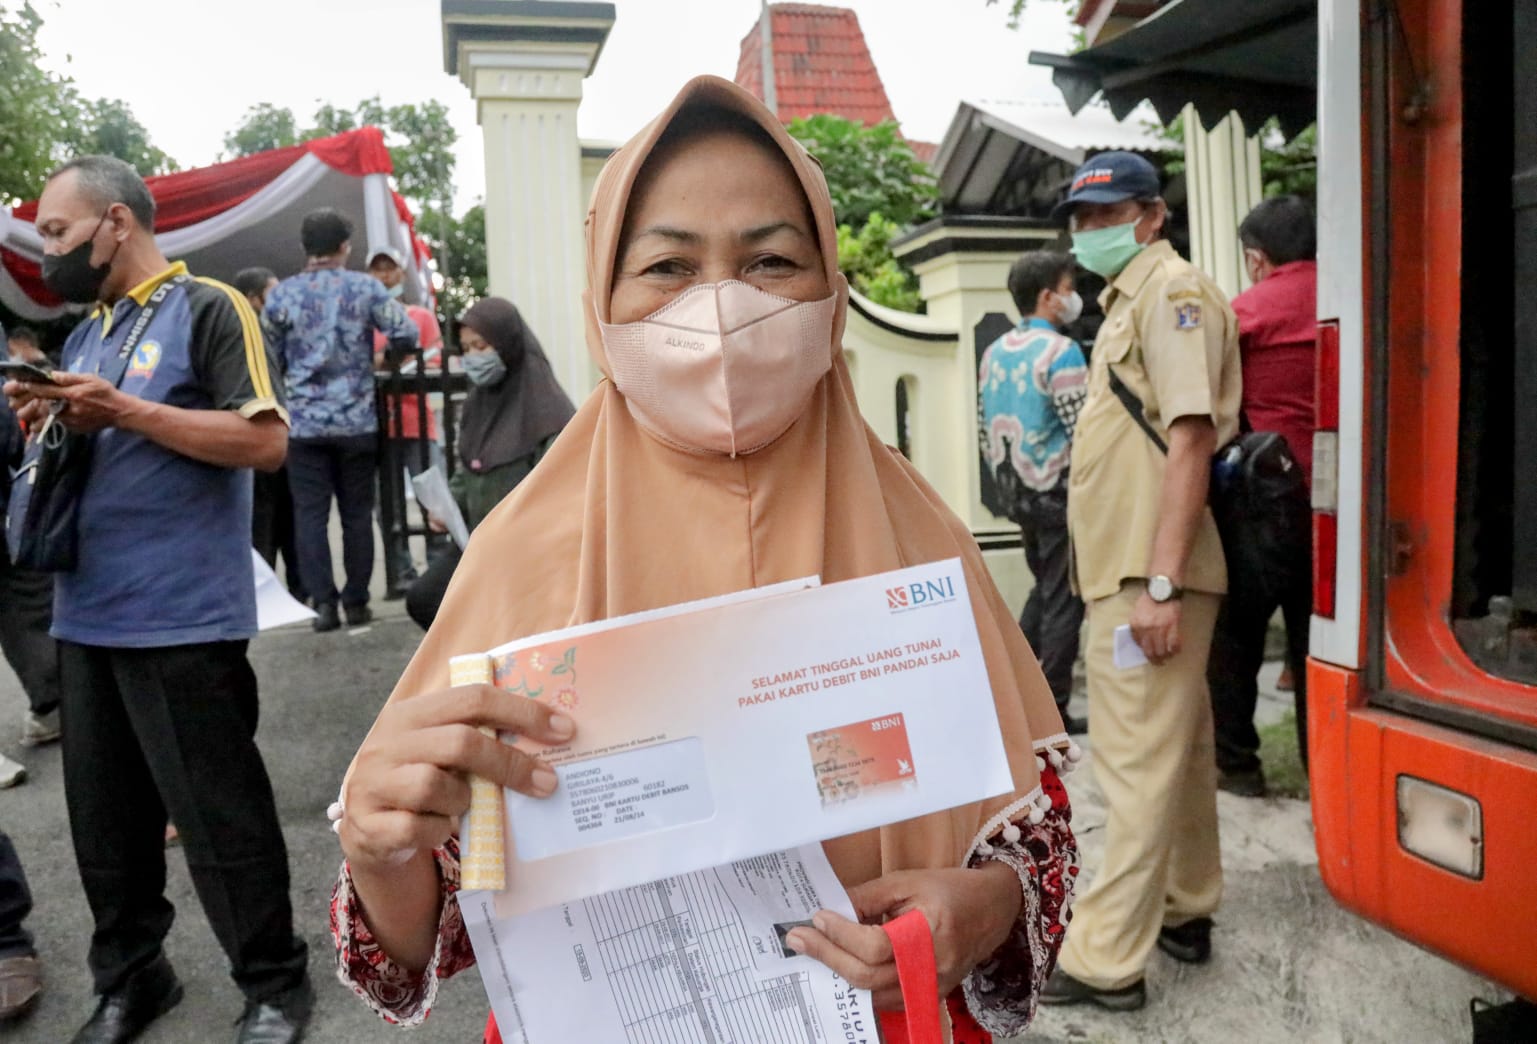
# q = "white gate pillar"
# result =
<box><xmin>443</xmin><ymin>1</ymin><xmax>615</xmax><ymax>397</ymax></box>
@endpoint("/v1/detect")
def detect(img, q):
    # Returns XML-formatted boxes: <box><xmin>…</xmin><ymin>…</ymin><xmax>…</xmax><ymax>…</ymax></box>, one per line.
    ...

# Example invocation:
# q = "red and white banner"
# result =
<box><xmin>0</xmin><ymin>127</ymin><xmax>432</xmax><ymax>320</ymax></box>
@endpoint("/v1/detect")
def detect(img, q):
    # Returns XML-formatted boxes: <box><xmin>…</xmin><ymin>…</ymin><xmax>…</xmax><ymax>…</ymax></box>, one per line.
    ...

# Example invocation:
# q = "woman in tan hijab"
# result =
<box><xmin>331</xmin><ymin>77</ymin><xmax>1078</xmax><ymax>1043</ymax></box>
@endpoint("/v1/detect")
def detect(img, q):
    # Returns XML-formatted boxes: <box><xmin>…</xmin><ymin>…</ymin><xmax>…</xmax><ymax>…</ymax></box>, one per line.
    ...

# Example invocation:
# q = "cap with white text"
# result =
<box><xmin>1053</xmin><ymin>151</ymin><xmax>1162</xmax><ymax>222</ymax></box>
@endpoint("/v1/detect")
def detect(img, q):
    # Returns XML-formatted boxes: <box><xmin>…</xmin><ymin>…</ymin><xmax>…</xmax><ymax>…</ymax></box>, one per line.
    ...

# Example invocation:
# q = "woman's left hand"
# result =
<box><xmin>785</xmin><ymin>862</ymin><xmax>1022</xmax><ymax>1010</ymax></box>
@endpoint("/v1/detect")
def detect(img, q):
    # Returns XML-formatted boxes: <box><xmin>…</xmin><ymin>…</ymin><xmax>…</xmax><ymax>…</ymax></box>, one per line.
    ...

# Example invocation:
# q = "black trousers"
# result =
<box><xmin>1207</xmin><ymin>555</ymin><xmax>1312</xmax><ymax>775</ymax></box>
<box><xmin>59</xmin><ymin>640</ymin><xmax>307</xmax><ymax>999</ymax></box>
<box><xmin>287</xmin><ymin>434</ymin><xmax>377</xmax><ymax>610</ymax></box>
<box><xmin>1016</xmin><ymin>485</ymin><xmax>1084</xmax><ymax>714</ymax></box>
<box><xmin>0</xmin><ymin>831</ymin><xmax>34</xmax><ymax>960</ymax></box>
<box><xmin>0</xmin><ymin>556</ymin><xmax>59</xmax><ymax>716</ymax></box>
<box><xmin>252</xmin><ymin>465</ymin><xmax>304</xmax><ymax>600</ymax></box>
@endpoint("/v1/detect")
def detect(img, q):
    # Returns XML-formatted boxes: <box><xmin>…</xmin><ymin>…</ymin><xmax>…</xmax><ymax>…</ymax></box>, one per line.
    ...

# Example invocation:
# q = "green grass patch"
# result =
<box><xmin>1257</xmin><ymin>711</ymin><xmax>1309</xmax><ymax>799</ymax></box>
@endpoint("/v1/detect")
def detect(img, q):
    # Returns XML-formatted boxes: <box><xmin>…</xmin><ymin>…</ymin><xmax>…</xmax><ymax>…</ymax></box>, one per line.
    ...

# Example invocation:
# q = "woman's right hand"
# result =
<box><xmin>426</xmin><ymin>513</ymin><xmax>448</xmax><ymax>534</ymax></box>
<box><xmin>338</xmin><ymin>683</ymin><xmax>575</xmax><ymax>875</ymax></box>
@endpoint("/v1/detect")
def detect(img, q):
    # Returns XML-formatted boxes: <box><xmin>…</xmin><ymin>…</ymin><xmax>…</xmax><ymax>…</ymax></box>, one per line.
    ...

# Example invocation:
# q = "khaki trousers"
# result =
<box><xmin>1056</xmin><ymin>582</ymin><xmax>1223</xmax><ymax>989</ymax></box>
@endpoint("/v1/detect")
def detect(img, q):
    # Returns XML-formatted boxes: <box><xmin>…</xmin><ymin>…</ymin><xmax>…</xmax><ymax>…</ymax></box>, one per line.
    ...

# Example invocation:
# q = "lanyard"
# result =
<box><xmin>91</xmin><ymin>273</ymin><xmax>190</xmax><ymax>384</ymax></box>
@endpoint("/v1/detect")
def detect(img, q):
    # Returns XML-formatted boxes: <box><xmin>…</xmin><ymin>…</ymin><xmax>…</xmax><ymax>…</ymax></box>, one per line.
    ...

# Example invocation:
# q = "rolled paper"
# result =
<box><xmin>451</xmin><ymin>654</ymin><xmax>507</xmax><ymax>892</ymax></box>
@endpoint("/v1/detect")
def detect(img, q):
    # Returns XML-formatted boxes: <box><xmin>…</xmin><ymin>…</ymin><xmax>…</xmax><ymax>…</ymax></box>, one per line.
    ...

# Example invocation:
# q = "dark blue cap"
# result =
<box><xmin>1053</xmin><ymin>151</ymin><xmax>1162</xmax><ymax>222</ymax></box>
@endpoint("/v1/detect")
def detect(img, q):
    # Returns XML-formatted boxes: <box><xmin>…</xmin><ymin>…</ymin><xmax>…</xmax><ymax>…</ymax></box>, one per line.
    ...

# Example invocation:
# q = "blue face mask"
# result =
<box><xmin>461</xmin><ymin>349</ymin><xmax>507</xmax><ymax>387</ymax></box>
<box><xmin>386</xmin><ymin>282</ymin><xmax>405</xmax><ymax>299</ymax></box>
<box><xmin>1070</xmin><ymin>220</ymin><xmax>1147</xmax><ymax>279</ymax></box>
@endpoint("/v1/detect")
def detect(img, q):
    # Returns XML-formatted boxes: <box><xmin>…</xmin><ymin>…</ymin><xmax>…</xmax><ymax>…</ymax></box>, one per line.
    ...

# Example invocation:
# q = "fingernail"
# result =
<box><xmin>811</xmin><ymin>912</ymin><xmax>828</xmax><ymax>933</ymax></box>
<box><xmin>531</xmin><ymin>767</ymin><xmax>558</xmax><ymax>795</ymax></box>
<box><xmin>784</xmin><ymin>931</ymin><xmax>806</xmax><ymax>954</ymax></box>
<box><xmin>548</xmin><ymin>714</ymin><xmax>575</xmax><ymax>739</ymax></box>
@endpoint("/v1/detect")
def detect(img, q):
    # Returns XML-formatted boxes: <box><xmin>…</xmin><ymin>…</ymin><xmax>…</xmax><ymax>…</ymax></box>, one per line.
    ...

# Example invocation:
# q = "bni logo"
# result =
<box><xmin>886</xmin><ymin>575</ymin><xmax>957</xmax><ymax>613</ymax></box>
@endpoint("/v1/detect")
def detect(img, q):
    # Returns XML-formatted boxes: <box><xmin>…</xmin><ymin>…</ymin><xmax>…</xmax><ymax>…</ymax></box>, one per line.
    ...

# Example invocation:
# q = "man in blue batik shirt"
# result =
<box><xmin>264</xmin><ymin>208</ymin><xmax>418</xmax><ymax>632</ymax></box>
<box><xmin>979</xmin><ymin>250</ymin><xmax>1090</xmax><ymax>733</ymax></box>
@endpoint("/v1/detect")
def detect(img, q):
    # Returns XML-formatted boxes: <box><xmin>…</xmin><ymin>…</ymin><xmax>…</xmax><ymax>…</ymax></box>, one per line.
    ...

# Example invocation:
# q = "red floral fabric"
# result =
<box><xmin>331</xmin><ymin>767</ymin><xmax>1077</xmax><ymax>1038</ymax></box>
<box><xmin>330</xmin><ymin>837</ymin><xmax>475</xmax><ymax>1026</ymax></box>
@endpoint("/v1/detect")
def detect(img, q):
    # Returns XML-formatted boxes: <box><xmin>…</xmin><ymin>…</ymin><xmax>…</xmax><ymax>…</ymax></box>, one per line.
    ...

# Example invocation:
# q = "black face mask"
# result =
<box><xmin>41</xmin><ymin>213</ymin><xmax>120</xmax><ymax>304</ymax></box>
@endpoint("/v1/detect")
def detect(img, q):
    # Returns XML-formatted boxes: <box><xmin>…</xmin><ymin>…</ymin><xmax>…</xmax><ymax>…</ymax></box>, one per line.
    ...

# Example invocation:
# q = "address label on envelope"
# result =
<box><xmin>471</xmin><ymin>557</ymin><xmax>1013</xmax><ymax>918</ymax></box>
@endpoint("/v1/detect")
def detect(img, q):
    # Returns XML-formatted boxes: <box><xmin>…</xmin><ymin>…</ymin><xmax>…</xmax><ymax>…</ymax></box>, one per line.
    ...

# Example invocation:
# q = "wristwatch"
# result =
<box><xmin>1147</xmin><ymin>575</ymin><xmax>1184</xmax><ymax>603</ymax></box>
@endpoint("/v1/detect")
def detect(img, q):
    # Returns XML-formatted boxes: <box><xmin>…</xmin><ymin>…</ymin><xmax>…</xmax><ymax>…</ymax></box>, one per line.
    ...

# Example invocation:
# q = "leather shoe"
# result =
<box><xmin>311</xmin><ymin>603</ymin><xmax>340</xmax><ymax>633</ymax></box>
<box><xmin>236</xmin><ymin>978</ymin><xmax>313</xmax><ymax>1044</ymax></box>
<box><xmin>343</xmin><ymin>603</ymin><xmax>372</xmax><ymax>627</ymax></box>
<box><xmin>0</xmin><ymin>954</ymin><xmax>42</xmax><ymax>1020</ymax></box>
<box><xmin>1158</xmin><ymin>916</ymin><xmax>1214</xmax><ymax>963</ymax></box>
<box><xmin>1039</xmin><ymin>966</ymin><xmax>1146</xmax><ymax>1010</ymax></box>
<box><xmin>1218</xmin><ymin>767</ymin><xmax>1267</xmax><ymax>797</ymax></box>
<box><xmin>72</xmin><ymin>955</ymin><xmax>183</xmax><ymax>1043</ymax></box>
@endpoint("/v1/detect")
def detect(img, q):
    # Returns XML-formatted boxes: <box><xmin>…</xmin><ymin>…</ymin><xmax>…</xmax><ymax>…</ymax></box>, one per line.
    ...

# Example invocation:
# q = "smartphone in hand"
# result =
<box><xmin>0</xmin><ymin>361</ymin><xmax>58</xmax><ymax>385</ymax></box>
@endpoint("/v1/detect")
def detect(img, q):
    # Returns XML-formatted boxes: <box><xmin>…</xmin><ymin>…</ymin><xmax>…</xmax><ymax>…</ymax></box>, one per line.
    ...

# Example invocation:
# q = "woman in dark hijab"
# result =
<box><xmin>405</xmin><ymin>297</ymin><xmax>575</xmax><ymax>628</ymax></box>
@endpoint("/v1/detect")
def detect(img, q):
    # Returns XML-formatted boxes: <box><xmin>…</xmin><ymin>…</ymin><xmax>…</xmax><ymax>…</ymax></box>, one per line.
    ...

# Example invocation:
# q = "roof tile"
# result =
<box><xmin>734</xmin><ymin>2</ymin><xmax>898</xmax><ymax>127</ymax></box>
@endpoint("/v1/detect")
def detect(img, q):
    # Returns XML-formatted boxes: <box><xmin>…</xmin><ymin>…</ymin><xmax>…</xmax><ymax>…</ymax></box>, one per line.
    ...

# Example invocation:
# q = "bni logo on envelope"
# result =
<box><xmin>884</xmin><ymin>574</ymin><xmax>958</xmax><ymax>614</ymax></box>
<box><xmin>807</xmin><ymin>713</ymin><xmax>917</xmax><ymax>807</ymax></box>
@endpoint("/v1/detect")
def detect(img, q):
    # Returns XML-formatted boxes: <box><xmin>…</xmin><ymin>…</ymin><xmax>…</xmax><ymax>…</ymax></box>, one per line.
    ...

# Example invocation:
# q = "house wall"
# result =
<box><xmin>841</xmin><ymin>290</ymin><xmax>1032</xmax><ymax>610</ymax></box>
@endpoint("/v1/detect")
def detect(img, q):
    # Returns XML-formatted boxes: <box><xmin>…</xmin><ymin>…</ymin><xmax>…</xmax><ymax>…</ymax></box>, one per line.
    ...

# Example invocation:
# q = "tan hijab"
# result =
<box><xmin>364</xmin><ymin>75</ymin><xmax>1068</xmax><ymax>888</ymax></box>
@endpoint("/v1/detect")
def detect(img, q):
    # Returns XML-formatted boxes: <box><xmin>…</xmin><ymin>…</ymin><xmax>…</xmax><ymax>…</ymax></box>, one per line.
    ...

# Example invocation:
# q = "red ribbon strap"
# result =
<box><xmin>876</xmin><ymin>909</ymin><xmax>944</xmax><ymax>1044</ymax></box>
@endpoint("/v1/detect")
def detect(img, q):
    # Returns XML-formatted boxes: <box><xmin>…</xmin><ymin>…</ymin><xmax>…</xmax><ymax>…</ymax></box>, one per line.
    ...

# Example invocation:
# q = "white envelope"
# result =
<box><xmin>463</xmin><ymin>557</ymin><xmax>1014</xmax><ymax>918</ymax></box>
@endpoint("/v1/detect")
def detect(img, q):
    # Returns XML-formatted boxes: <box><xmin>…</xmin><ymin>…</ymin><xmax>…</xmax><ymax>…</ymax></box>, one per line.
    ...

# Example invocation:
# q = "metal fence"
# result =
<box><xmin>374</xmin><ymin>350</ymin><xmax>469</xmax><ymax>595</ymax></box>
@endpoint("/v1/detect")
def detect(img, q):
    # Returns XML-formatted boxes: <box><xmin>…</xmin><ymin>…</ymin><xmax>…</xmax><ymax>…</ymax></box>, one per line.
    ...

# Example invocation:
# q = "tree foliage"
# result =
<box><xmin>784</xmin><ymin>115</ymin><xmax>936</xmax><ymax>312</ymax></box>
<box><xmin>785</xmin><ymin>114</ymin><xmax>937</xmax><ymax>229</ymax></box>
<box><xmin>986</xmin><ymin>0</ymin><xmax>1082</xmax><ymax>33</ymax></box>
<box><xmin>0</xmin><ymin>3</ymin><xmax>177</xmax><ymax>201</ymax></box>
<box><xmin>417</xmin><ymin>203</ymin><xmax>486</xmax><ymax>323</ymax></box>
<box><xmin>222</xmin><ymin>103</ymin><xmax>301</xmax><ymax>158</ymax></box>
<box><xmin>72</xmin><ymin>99</ymin><xmax>178</xmax><ymax>177</ymax></box>
<box><xmin>836</xmin><ymin>214</ymin><xmax>923</xmax><ymax>313</ymax></box>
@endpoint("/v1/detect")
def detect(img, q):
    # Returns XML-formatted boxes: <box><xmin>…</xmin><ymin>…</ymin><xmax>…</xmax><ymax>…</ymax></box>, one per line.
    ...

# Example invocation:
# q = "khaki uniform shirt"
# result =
<box><xmin>1067</xmin><ymin>240</ymin><xmax>1242</xmax><ymax>602</ymax></box>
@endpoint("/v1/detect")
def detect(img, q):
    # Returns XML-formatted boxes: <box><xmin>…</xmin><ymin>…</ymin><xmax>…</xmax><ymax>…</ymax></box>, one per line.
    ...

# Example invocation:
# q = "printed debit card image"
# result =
<box><xmin>807</xmin><ymin>713</ymin><xmax>917</xmax><ymax>807</ymax></box>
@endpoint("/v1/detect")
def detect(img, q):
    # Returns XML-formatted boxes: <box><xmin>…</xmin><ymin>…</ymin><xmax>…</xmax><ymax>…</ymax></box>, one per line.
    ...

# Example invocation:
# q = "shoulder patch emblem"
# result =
<box><xmin>128</xmin><ymin>341</ymin><xmax>162</xmax><ymax>378</ymax></box>
<box><xmin>1175</xmin><ymin>303</ymin><xmax>1203</xmax><ymax>331</ymax></box>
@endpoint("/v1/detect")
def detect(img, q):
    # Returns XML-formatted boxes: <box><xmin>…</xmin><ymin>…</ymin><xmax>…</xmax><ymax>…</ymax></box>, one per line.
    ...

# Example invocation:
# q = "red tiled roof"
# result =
<box><xmin>908</xmin><ymin>140</ymin><xmax>938</xmax><ymax>165</ymax></box>
<box><xmin>735</xmin><ymin>4</ymin><xmax>897</xmax><ymax>127</ymax></box>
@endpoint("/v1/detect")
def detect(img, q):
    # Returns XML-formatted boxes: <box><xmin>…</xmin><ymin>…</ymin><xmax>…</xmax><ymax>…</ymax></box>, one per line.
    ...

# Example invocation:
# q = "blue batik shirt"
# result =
<box><xmin>978</xmin><ymin>317</ymin><xmax>1089</xmax><ymax>492</ymax></box>
<box><xmin>263</xmin><ymin>264</ymin><xmax>419</xmax><ymax>438</ymax></box>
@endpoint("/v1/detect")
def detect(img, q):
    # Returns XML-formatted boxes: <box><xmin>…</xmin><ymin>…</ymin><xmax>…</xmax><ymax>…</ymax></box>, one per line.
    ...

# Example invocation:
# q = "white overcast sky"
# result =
<box><xmin>33</xmin><ymin>0</ymin><xmax>1074</xmax><ymax>213</ymax></box>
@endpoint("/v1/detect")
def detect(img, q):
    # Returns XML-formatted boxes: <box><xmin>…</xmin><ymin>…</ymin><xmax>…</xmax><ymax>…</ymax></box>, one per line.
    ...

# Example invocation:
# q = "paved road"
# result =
<box><xmin>0</xmin><ymin>606</ymin><xmax>1508</xmax><ymax>1043</ymax></box>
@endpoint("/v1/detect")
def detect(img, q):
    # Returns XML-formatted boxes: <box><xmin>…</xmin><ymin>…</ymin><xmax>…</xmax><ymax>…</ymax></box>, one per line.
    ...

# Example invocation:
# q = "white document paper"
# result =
<box><xmin>480</xmin><ymin>558</ymin><xmax>1013</xmax><ymax>917</ymax></box>
<box><xmin>460</xmin><ymin>844</ymin><xmax>877</xmax><ymax>1044</ymax></box>
<box><xmin>250</xmin><ymin>549</ymin><xmax>316</xmax><ymax>630</ymax></box>
<box><xmin>1113</xmin><ymin>623</ymin><xmax>1150</xmax><ymax>670</ymax></box>
<box><xmin>410</xmin><ymin>465</ymin><xmax>470</xmax><ymax>550</ymax></box>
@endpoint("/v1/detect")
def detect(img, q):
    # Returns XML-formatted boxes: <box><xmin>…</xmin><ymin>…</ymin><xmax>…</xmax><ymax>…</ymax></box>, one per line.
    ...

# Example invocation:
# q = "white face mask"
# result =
<box><xmin>1054</xmin><ymin>290</ymin><xmax>1084</xmax><ymax>325</ymax></box>
<box><xmin>598</xmin><ymin>280</ymin><xmax>838</xmax><ymax>457</ymax></box>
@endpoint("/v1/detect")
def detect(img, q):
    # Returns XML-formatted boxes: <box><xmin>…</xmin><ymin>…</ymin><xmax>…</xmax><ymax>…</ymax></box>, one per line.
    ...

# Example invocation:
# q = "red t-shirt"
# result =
<box><xmin>1230</xmin><ymin>260</ymin><xmax>1317</xmax><ymax>484</ymax></box>
<box><xmin>374</xmin><ymin>304</ymin><xmax>443</xmax><ymax>440</ymax></box>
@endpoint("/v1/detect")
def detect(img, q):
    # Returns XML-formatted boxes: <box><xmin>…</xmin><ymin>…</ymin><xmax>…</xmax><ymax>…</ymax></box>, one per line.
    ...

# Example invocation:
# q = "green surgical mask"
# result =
<box><xmin>1070</xmin><ymin>220</ymin><xmax>1147</xmax><ymax>279</ymax></box>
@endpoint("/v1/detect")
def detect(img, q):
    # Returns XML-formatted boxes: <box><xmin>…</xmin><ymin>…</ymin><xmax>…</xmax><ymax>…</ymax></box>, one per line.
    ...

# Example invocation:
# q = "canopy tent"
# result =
<box><xmin>0</xmin><ymin>127</ymin><xmax>432</xmax><ymax>322</ymax></box>
<box><xmin>1028</xmin><ymin>0</ymin><xmax>1317</xmax><ymax>140</ymax></box>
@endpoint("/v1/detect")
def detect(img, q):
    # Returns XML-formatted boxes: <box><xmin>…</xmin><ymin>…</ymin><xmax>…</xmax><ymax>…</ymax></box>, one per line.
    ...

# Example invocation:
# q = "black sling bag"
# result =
<box><xmin>1107</xmin><ymin>367</ymin><xmax>1310</xmax><ymax>605</ymax></box>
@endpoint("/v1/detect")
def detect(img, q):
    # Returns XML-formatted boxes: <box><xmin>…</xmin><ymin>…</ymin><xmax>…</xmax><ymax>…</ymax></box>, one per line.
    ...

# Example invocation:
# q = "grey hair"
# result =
<box><xmin>47</xmin><ymin>155</ymin><xmax>156</xmax><ymax>232</ymax></box>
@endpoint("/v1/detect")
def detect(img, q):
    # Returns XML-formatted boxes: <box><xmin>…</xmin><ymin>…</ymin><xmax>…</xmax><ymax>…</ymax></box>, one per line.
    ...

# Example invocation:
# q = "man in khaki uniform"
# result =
<box><xmin>1040</xmin><ymin>152</ymin><xmax>1241</xmax><ymax>1010</ymax></box>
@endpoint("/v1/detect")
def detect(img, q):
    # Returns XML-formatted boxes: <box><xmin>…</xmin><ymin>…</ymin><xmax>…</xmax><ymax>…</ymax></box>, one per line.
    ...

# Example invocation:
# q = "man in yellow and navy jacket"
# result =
<box><xmin>6</xmin><ymin>155</ymin><xmax>311</xmax><ymax>1044</ymax></box>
